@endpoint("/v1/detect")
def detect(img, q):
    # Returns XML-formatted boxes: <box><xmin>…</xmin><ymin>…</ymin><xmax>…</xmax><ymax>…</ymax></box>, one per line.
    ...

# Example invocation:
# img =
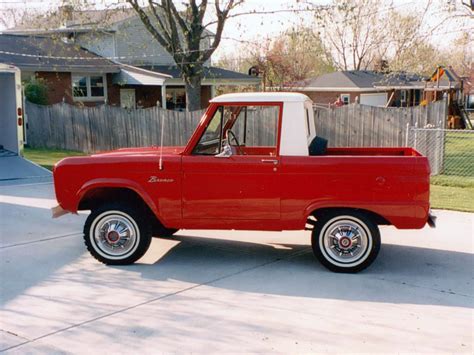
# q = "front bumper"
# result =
<box><xmin>52</xmin><ymin>204</ymin><xmax>69</xmax><ymax>219</ymax></box>
<box><xmin>427</xmin><ymin>210</ymin><xmax>437</xmax><ymax>228</ymax></box>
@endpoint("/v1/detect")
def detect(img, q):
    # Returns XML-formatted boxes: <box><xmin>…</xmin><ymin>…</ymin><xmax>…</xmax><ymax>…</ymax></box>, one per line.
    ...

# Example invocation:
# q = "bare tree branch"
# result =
<box><xmin>126</xmin><ymin>0</ymin><xmax>243</xmax><ymax>111</ymax></box>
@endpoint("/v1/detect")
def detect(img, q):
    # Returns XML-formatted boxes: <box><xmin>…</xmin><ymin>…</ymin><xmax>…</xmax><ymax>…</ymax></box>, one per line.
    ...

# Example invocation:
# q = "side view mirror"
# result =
<box><xmin>215</xmin><ymin>138</ymin><xmax>232</xmax><ymax>158</ymax></box>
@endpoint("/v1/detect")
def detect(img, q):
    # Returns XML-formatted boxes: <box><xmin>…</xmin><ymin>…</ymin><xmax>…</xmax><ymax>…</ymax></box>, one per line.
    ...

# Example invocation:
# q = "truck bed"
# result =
<box><xmin>325</xmin><ymin>147</ymin><xmax>421</xmax><ymax>156</ymax></box>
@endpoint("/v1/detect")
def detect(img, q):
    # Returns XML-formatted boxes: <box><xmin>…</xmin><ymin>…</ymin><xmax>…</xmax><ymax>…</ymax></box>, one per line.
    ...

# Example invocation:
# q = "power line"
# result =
<box><xmin>1</xmin><ymin>25</ymin><xmax>470</xmax><ymax>63</ymax></box>
<box><xmin>0</xmin><ymin>21</ymin><xmax>471</xmax><ymax>67</ymax></box>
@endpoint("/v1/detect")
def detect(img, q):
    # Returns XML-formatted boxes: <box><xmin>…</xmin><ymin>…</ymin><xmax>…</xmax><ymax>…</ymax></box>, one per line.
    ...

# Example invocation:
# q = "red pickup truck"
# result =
<box><xmin>53</xmin><ymin>93</ymin><xmax>435</xmax><ymax>273</ymax></box>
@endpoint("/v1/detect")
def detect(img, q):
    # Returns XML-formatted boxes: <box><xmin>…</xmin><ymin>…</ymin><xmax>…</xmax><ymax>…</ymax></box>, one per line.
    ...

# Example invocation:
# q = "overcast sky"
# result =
<box><xmin>0</xmin><ymin>0</ymin><xmax>471</xmax><ymax>59</ymax></box>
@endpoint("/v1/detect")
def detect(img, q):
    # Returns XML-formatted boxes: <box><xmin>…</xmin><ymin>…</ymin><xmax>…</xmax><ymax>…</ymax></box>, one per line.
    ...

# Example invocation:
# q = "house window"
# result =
<box><xmin>340</xmin><ymin>94</ymin><xmax>350</xmax><ymax>105</ymax></box>
<box><xmin>72</xmin><ymin>74</ymin><xmax>106</xmax><ymax>101</ymax></box>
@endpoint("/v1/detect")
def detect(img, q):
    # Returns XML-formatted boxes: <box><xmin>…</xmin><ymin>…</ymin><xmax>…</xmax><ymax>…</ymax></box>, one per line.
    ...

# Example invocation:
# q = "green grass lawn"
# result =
<box><xmin>431</xmin><ymin>132</ymin><xmax>474</xmax><ymax>184</ymax></box>
<box><xmin>24</xmin><ymin>147</ymin><xmax>85</xmax><ymax>171</ymax></box>
<box><xmin>430</xmin><ymin>185</ymin><xmax>474</xmax><ymax>213</ymax></box>
<box><xmin>429</xmin><ymin>131</ymin><xmax>474</xmax><ymax>212</ymax></box>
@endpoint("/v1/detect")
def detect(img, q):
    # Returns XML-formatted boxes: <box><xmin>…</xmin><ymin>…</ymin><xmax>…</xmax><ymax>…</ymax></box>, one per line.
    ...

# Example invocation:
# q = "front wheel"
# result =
<box><xmin>84</xmin><ymin>203</ymin><xmax>152</xmax><ymax>265</ymax></box>
<box><xmin>311</xmin><ymin>211</ymin><xmax>380</xmax><ymax>273</ymax></box>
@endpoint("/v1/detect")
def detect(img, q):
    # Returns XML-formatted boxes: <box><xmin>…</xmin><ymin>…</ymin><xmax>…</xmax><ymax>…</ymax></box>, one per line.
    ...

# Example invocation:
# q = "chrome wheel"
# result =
<box><xmin>319</xmin><ymin>216</ymin><xmax>372</xmax><ymax>267</ymax></box>
<box><xmin>90</xmin><ymin>211</ymin><xmax>140</xmax><ymax>259</ymax></box>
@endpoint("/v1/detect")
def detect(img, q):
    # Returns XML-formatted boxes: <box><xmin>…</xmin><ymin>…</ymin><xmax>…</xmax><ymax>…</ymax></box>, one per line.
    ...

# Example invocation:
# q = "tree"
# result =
<box><xmin>376</xmin><ymin>10</ymin><xmax>438</xmax><ymax>75</ymax></box>
<box><xmin>261</xmin><ymin>28</ymin><xmax>326</xmax><ymax>89</ymax></box>
<box><xmin>257</xmin><ymin>27</ymin><xmax>334</xmax><ymax>89</ymax></box>
<box><xmin>312</xmin><ymin>0</ymin><xmax>387</xmax><ymax>71</ymax></box>
<box><xmin>444</xmin><ymin>0</ymin><xmax>474</xmax><ymax>18</ymax></box>
<box><xmin>312</xmin><ymin>0</ymin><xmax>437</xmax><ymax>72</ymax></box>
<box><xmin>126</xmin><ymin>0</ymin><xmax>243</xmax><ymax>111</ymax></box>
<box><xmin>216</xmin><ymin>27</ymin><xmax>334</xmax><ymax>91</ymax></box>
<box><xmin>437</xmin><ymin>33</ymin><xmax>473</xmax><ymax>77</ymax></box>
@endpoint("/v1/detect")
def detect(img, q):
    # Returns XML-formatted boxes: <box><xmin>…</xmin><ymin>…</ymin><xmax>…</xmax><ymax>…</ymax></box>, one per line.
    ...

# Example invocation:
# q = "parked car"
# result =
<box><xmin>53</xmin><ymin>92</ymin><xmax>435</xmax><ymax>273</ymax></box>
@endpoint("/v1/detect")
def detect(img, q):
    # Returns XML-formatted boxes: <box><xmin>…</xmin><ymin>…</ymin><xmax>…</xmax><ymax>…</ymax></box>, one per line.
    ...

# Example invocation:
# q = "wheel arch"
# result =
<box><xmin>77</xmin><ymin>180</ymin><xmax>159</xmax><ymax>220</ymax></box>
<box><xmin>307</xmin><ymin>206</ymin><xmax>391</xmax><ymax>226</ymax></box>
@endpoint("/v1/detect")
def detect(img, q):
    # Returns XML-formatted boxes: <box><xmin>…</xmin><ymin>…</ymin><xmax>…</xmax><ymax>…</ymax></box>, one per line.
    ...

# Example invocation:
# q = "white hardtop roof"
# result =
<box><xmin>210</xmin><ymin>92</ymin><xmax>311</xmax><ymax>103</ymax></box>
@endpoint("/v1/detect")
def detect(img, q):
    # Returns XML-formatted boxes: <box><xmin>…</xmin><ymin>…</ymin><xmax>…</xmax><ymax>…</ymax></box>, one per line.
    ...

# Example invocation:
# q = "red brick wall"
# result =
<box><xmin>108</xmin><ymin>85</ymin><xmax>163</xmax><ymax>108</ymax></box>
<box><xmin>36</xmin><ymin>71</ymin><xmax>213</xmax><ymax>110</ymax></box>
<box><xmin>35</xmin><ymin>72</ymin><xmax>72</xmax><ymax>104</ymax></box>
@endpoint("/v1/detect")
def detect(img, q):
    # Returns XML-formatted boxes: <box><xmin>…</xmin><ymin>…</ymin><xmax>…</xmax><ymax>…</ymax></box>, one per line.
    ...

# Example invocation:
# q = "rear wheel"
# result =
<box><xmin>311</xmin><ymin>211</ymin><xmax>380</xmax><ymax>273</ymax></box>
<box><xmin>84</xmin><ymin>203</ymin><xmax>152</xmax><ymax>265</ymax></box>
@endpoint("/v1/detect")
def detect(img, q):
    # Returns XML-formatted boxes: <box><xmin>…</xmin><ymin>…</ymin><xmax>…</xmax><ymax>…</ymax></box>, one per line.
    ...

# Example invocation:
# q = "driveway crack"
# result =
<box><xmin>369</xmin><ymin>276</ymin><xmax>474</xmax><ymax>299</ymax></box>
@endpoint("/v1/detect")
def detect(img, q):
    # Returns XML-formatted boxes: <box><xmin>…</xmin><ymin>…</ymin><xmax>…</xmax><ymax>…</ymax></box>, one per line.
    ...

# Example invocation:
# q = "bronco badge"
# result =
<box><xmin>148</xmin><ymin>176</ymin><xmax>174</xmax><ymax>183</ymax></box>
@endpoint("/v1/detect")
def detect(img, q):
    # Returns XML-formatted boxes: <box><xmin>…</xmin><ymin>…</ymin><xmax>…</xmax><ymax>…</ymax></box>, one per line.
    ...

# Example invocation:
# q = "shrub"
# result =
<box><xmin>24</xmin><ymin>78</ymin><xmax>48</xmax><ymax>105</ymax></box>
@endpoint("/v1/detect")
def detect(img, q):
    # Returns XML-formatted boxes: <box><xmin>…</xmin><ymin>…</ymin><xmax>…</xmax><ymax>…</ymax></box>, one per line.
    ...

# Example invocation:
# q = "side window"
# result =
<box><xmin>193</xmin><ymin>107</ymin><xmax>225</xmax><ymax>155</ymax></box>
<box><xmin>229</xmin><ymin>105</ymin><xmax>280</xmax><ymax>155</ymax></box>
<box><xmin>193</xmin><ymin>104</ymin><xmax>280</xmax><ymax>156</ymax></box>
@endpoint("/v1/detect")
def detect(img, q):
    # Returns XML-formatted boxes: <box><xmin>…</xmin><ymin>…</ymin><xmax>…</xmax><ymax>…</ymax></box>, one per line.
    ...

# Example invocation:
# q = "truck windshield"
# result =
<box><xmin>193</xmin><ymin>106</ymin><xmax>230</xmax><ymax>155</ymax></box>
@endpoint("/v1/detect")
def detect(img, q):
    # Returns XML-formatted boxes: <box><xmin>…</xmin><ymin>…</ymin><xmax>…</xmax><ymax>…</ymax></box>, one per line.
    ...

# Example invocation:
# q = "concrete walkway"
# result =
<box><xmin>0</xmin><ymin>182</ymin><xmax>472</xmax><ymax>353</ymax></box>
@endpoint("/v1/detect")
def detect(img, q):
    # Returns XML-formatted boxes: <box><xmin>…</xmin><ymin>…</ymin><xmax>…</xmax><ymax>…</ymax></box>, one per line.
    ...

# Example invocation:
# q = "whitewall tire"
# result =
<box><xmin>311</xmin><ymin>211</ymin><xmax>380</xmax><ymax>273</ymax></box>
<box><xmin>84</xmin><ymin>203</ymin><xmax>152</xmax><ymax>265</ymax></box>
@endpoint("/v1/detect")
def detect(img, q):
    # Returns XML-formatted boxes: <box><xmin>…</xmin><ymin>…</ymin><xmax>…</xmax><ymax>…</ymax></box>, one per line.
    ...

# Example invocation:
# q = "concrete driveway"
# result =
<box><xmin>0</xmin><ymin>181</ymin><xmax>472</xmax><ymax>354</ymax></box>
<box><xmin>0</xmin><ymin>155</ymin><xmax>51</xmax><ymax>185</ymax></box>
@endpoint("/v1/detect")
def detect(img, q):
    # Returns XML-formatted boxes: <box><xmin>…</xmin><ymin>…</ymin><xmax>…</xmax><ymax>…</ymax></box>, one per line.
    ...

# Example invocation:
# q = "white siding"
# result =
<box><xmin>115</xmin><ymin>17</ymin><xmax>174</xmax><ymax>65</ymax></box>
<box><xmin>114</xmin><ymin>16</ymin><xmax>212</xmax><ymax>66</ymax></box>
<box><xmin>360</xmin><ymin>93</ymin><xmax>388</xmax><ymax>107</ymax></box>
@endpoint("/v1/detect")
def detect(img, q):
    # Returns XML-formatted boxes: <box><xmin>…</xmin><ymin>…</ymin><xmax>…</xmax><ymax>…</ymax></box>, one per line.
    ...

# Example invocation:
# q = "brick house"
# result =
<box><xmin>2</xmin><ymin>8</ymin><xmax>259</xmax><ymax>110</ymax></box>
<box><xmin>287</xmin><ymin>70</ymin><xmax>425</xmax><ymax>107</ymax></box>
<box><xmin>0</xmin><ymin>34</ymin><xmax>122</xmax><ymax>106</ymax></box>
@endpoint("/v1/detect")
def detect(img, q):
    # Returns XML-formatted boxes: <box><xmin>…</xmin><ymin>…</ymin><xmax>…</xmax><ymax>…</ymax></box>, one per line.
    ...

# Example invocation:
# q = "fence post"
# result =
<box><xmin>413</xmin><ymin>119</ymin><xmax>418</xmax><ymax>149</ymax></box>
<box><xmin>405</xmin><ymin>122</ymin><xmax>410</xmax><ymax>147</ymax></box>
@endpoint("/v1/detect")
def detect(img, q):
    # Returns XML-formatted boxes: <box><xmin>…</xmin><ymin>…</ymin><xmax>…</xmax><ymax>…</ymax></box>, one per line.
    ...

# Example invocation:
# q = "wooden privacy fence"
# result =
<box><xmin>314</xmin><ymin>100</ymin><xmax>447</xmax><ymax>148</ymax></box>
<box><xmin>26</xmin><ymin>102</ymin><xmax>205</xmax><ymax>152</ymax></box>
<box><xmin>26</xmin><ymin>100</ymin><xmax>447</xmax><ymax>153</ymax></box>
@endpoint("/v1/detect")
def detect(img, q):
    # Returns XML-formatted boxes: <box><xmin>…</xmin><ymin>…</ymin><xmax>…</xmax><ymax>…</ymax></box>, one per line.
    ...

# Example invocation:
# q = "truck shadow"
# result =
<box><xmin>123</xmin><ymin>233</ymin><xmax>473</xmax><ymax>309</ymax></box>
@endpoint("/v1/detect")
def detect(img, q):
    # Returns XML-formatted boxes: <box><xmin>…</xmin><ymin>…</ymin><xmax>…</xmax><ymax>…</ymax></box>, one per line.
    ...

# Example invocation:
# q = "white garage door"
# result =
<box><xmin>360</xmin><ymin>93</ymin><xmax>387</xmax><ymax>107</ymax></box>
<box><xmin>0</xmin><ymin>72</ymin><xmax>19</xmax><ymax>154</ymax></box>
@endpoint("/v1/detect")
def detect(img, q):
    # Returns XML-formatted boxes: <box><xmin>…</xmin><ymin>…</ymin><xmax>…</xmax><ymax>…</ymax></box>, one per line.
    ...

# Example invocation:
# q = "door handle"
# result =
<box><xmin>261</xmin><ymin>159</ymin><xmax>279</xmax><ymax>165</ymax></box>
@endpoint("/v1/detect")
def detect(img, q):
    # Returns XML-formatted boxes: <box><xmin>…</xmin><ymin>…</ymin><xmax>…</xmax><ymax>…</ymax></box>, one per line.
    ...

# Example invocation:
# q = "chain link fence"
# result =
<box><xmin>408</xmin><ymin>128</ymin><xmax>474</xmax><ymax>188</ymax></box>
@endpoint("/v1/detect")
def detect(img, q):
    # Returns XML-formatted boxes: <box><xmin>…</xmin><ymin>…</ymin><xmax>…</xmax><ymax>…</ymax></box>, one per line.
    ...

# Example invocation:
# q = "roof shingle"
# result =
<box><xmin>0</xmin><ymin>34</ymin><xmax>120</xmax><ymax>73</ymax></box>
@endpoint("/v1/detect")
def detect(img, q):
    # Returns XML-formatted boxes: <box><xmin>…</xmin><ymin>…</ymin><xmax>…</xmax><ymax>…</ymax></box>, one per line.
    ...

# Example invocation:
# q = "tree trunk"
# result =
<box><xmin>185</xmin><ymin>75</ymin><xmax>202</xmax><ymax>112</ymax></box>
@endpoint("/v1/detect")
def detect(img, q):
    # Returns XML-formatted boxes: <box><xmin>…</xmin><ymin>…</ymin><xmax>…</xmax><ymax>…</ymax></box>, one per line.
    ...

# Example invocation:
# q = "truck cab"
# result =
<box><xmin>53</xmin><ymin>92</ymin><xmax>433</xmax><ymax>272</ymax></box>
